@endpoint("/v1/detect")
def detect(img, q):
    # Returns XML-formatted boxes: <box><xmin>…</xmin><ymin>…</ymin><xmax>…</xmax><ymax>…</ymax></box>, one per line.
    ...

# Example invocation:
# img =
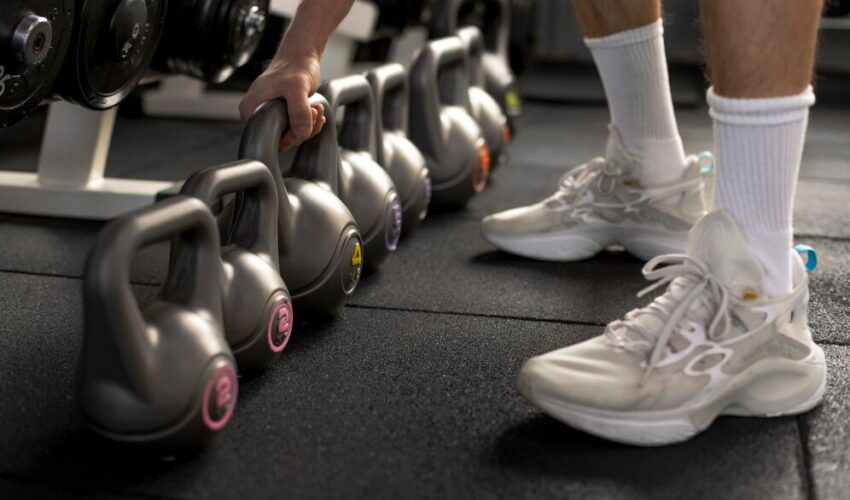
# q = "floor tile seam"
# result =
<box><xmin>344</xmin><ymin>303</ymin><xmax>607</xmax><ymax>327</ymax></box>
<box><xmin>794</xmin><ymin>416</ymin><xmax>818</xmax><ymax>500</ymax></box>
<box><xmin>0</xmin><ymin>268</ymin><xmax>160</xmax><ymax>288</ymax></box>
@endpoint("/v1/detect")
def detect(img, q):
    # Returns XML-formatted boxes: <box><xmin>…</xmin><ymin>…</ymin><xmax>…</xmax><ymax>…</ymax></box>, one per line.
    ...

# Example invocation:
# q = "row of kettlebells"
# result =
<box><xmin>76</xmin><ymin>28</ymin><xmax>515</xmax><ymax>455</ymax></box>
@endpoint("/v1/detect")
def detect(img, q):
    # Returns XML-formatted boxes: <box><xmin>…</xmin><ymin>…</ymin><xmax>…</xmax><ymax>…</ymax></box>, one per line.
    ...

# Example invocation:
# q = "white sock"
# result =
<box><xmin>585</xmin><ymin>19</ymin><xmax>687</xmax><ymax>186</ymax></box>
<box><xmin>708</xmin><ymin>86</ymin><xmax>815</xmax><ymax>297</ymax></box>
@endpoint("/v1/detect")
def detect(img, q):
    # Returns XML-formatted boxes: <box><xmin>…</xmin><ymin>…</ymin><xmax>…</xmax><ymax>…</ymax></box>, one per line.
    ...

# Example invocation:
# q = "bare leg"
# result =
<box><xmin>702</xmin><ymin>0</ymin><xmax>823</xmax><ymax>296</ymax></box>
<box><xmin>703</xmin><ymin>0</ymin><xmax>822</xmax><ymax>98</ymax></box>
<box><xmin>573</xmin><ymin>0</ymin><xmax>660</xmax><ymax>38</ymax></box>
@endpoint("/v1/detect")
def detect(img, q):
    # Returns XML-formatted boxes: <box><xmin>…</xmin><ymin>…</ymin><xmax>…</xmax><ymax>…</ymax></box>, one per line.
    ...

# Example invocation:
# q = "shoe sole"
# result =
<box><xmin>483</xmin><ymin>224</ymin><xmax>689</xmax><ymax>262</ymax></box>
<box><xmin>518</xmin><ymin>346</ymin><xmax>827</xmax><ymax>447</ymax></box>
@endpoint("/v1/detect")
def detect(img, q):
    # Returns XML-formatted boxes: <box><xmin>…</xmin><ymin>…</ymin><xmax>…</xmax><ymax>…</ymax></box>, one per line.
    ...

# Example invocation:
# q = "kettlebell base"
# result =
<box><xmin>80</xmin><ymin>356</ymin><xmax>238</xmax><ymax>456</ymax></box>
<box><xmin>230</xmin><ymin>291</ymin><xmax>293</xmax><ymax>373</ymax></box>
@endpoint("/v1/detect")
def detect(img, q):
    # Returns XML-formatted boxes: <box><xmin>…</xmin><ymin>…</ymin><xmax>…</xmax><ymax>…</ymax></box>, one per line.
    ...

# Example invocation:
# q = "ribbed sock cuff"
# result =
<box><xmin>707</xmin><ymin>86</ymin><xmax>816</xmax><ymax>126</ymax></box>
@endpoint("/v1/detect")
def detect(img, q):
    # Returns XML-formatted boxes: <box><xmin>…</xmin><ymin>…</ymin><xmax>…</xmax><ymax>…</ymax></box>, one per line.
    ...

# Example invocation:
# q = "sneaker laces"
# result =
<box><xmin>544</xmin><ymin>158</ymin><xmax>624</xmax><ymax>209</ymax></box>
<box><xmin>604</xmin><ymin>254</ymin><xmax>733</xmax><ymax>385</ymax></box>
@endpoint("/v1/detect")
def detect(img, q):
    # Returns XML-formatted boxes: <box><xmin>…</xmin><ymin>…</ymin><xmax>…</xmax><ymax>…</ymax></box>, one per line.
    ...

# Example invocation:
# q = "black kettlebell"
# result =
<box><xmin>317</xmin><ymin>75</ymin><xmax>402</xmax><ymax>271</ymax></box>
<box><xmin>78</xmin><ymin>197</ymin><xmax>237</xmax><ymax>453</ymax></box>
<box><xmin>180</xmin><ymin>161</ymin><xmax>293</xmax><ymax>372</ymax></box>
<box><xmin>366</xmin><ymin>63</ymin><xmax>432</xmax><ymax>236</ymax></box>
<box><xmin>240</xmin><ymin>95</ymin><xmax>364</xmax><ymax>317</ymax></box>
<box><xmin>457</xmin><ymin>26</ymin><xmax>510</xmax><ymax>168</ymax></box>
<box><xmin>409</xmin><ymin>36</ymin><xmax>490</xmax><ymax>206</ymax></box>
<box><xmin>478</xmin><ymin>0</ymin><xmax>522</xmax><ymax>132</ymax></box>
<box><xmin>430</xmin><ymin>0</ymin><xmax>522</xmax><ymax>133</ymax></box>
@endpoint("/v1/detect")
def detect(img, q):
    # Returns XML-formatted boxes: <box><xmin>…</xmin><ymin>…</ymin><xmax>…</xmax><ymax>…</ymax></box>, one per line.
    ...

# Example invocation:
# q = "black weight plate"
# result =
<box><xmin>0</xmin><ymin>0</ymin><xmax>74</xmax><ymax>127</ymax></box>
<box><xmin>56</xmin><ymin>0</ymin><xmax>166</xmax><ymax>109</ymax></box>
<box><xmin>154</xmin><ymin>0</ymin><xmax>267</xmax><ymax>84</ymax></box>
<box><xmin>221</xmin><ymin>0</ymin><xmax>268</xmax><ymax>70</ymax></box>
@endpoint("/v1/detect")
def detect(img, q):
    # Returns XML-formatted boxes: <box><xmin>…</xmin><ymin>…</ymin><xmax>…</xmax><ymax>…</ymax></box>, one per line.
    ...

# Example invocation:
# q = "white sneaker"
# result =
<box><xmin>518</xmin><ymin>211</ymin><xmax>826</xmax><ymax>446</ymax></box>
<box><xmin>481</xmin><ymin>127</ymin><xmax>711</xmax><ymax>261</ymax></box>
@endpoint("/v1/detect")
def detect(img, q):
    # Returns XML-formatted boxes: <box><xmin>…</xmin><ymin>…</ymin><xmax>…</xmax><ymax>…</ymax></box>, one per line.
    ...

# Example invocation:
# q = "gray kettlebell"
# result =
<box><xmin>79</xmin><ymin>197</ymin><xmax>237</xmax><ymax>453</ymax></box>
<box><xmin>409</xmin><ymin>36</ymin><xmax>490</xmax><ymax>206</ymax></box>
<box><xmin>317</xmin><ymin>75</ymin><xmax>402</xmax><ymax>271</ymax></box>
<box><xmin>180</xmin><ymin>161</ymin><xmax>293</xmax><ymax>372</ymax></box>
<box><xmin>457</xmin><ymin>26</ymin><xmax>509</xmax><ymax>168</ymax></box>
<box><xmin>430</xmin><ymin>0</ymin><xmax>522</xmax><ymax>132</ymax></box>
<box><xmin>366</xmin><ymin>63</ymin><xmax>432</xmax><ymax>236</ymax></box>
<box><xmin>240</xmin><ymin>95</ymin><xmax>364</xmax><ymax>317</ymax></box>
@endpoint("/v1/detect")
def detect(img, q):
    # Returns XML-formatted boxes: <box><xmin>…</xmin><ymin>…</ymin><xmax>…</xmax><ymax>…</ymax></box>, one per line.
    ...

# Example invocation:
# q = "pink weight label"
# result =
<box><xmin>267</xmin><ymin>299</ymin><xmax>293</xmax><ymax>353</ymax></box>
<box><xmin>201</xmin><ymin>366</ymin><xmax>237</xmax><ymax>431</ymax></box>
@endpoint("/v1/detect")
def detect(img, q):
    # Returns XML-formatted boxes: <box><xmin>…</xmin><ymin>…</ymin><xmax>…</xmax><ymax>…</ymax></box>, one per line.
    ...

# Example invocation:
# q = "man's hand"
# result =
<box><xmin>239</xmin><ymin>55</ymin><xmax>327</xmax><ymax>150</ymax></box>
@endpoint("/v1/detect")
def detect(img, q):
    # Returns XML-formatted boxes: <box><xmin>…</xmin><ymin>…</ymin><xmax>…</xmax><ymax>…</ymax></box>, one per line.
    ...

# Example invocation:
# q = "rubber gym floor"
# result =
<box><xmin>0</xmin><ymin>99</ymin><xmax>848</xmax><ymax>500</ymax></box>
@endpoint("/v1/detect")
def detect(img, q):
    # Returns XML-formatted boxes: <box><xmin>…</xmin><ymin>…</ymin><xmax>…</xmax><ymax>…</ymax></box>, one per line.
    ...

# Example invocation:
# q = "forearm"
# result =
<box><xmin>276</xmin><ymin>0</ymin><xmax>356</xmax><ymax>60</ymax></box>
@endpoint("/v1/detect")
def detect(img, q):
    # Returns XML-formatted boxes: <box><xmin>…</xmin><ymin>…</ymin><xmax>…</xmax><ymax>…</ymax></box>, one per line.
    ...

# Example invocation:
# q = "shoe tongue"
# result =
<box><xmin>604</xmin><ymin>125</ymin><xmax>635</xmax><ymax>175</ymax></box>
<box><xmin>687</xmin><ymin>211</ymin><xmax>764</xmax><ymax>295</ymax></box>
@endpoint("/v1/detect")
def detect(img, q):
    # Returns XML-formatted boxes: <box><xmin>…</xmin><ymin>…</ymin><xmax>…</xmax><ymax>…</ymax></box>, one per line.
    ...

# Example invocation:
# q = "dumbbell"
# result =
<box><xmin>153</xmin><ymin>0</ymin><xmax>269</xmax><ymax>83</ymax></box>
<box><xmin>409</xmin><ymin>36</ymin><xmax>489</xmax><ymax>206</ymax></box>
<box><xmin>317</xmin><ymin>75</ymin><xmax>402</xmax><ymax>271</ymax></box>
<box><xmin>240</xmin><ymin>94</ymin><xmax>364</xmax><ymax>317</ymax></box>
<box><xmin>366</xmin><ymin>64</ymin><xmax>431</xmax><ymax>236</ymax></box>
<box><xmin>180</xmin><ymin>161</ymin><xmax>293</xmax><ymax>372</ymax></box>
<box><xmin>55</xmin><ymin>0</ymin><xmax>166</xmax><ymax>109</ymax></box>
<box><xmin>457</xmin><ymin>26</ymin><xmax>509</xmax><ymax>168</ymax></box>
<box><xmin>79</xmin><ymin>196</ymin><xmax>237</xmax><ymax>453</ymax></box>
<box><xmin>0</xmin><ymin>0</ymin><xmax>74</xmax><ymax>127</ymax></box>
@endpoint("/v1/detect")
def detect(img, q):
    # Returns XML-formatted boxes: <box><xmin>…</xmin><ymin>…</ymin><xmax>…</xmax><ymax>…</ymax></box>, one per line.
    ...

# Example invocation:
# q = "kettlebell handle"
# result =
<box><xmin>318</xmin><ymin>75</ymin><xmax>378</xmax><ymax>159</ymax></box>
<box><xmin>457</xmin><ymin>26</ymin><xmax>486</xmax><ymax>88</ymax></box>
<box><xmin>240</xmin><ymin>94</ymin><xmax>342</xmax><ymax>255</ymax></box>
<box><xmin>366</xmin><ymin>64</ymin><xmax>410</xmax><ymax>168</ymax></box>
<box><xmin>83</xmin><ymin>197</ymin><xmax>223</xmax><ymax>398</ymax></box>
<box><xmin>428</xmin><ymin>36</ymin><xmax>472</xmax><ymax>110</ymax></box>
<box><xmin>180</xmin><ymin>160</ymin><xmax>280</xmax><ymax>269</ymax></box>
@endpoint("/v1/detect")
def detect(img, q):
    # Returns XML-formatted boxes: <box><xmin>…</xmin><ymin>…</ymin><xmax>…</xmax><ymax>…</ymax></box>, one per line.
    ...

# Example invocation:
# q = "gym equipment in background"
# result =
<box><xmin>318</xmin><ymin>75</ymin><xmax>402</xmax><ymax>271</ymax></box>
<box><xmin>825</xmin><ymin>0</ymin><xmax>850</xmax><ymax>16</ymax></box>
<box><xmin>0</xmin><ymin>0</ymin><xmax>74</xmax><ymax>127</ymax></box>
<box><xmin>79</xmin><ymin>196</ymin><xmax>237</xmax><ymax>453</ymax></box>
<box><xmin>153</xmin><ymin>0</ymin><xmax>269</xmax><ymax>83</ymax></box>
<box><xmin>240</xmin><ymin>94</ymin><xmax>363</xmax><ymax>317</ymax></box>
<box><xmin>366</xmin><ymin>63</ymin><xmax>431</xmax><ymax>236</ymax></box>
<box><xmin>54</xmin><ymin>0</ymin><xmax>166</xmax><ymax>109</ymax></box>
<box><xmin>409</xmin><ymin>36</ymin><xmax>489</xmax><ymax>206</ymax></box>
<box><xmin>430</xmin><ymin>0</ymin><xmax>522</xmax><ymax>132</ymax></box>
<box><xmin>457</xmin><ymin>26</ymin><xmax>509</xmax><ymax>168</ymax></box>
<box><xmin>180</xmin><ymin>160</ymin><xmax>293</xmax><ymax>372</ymax></box>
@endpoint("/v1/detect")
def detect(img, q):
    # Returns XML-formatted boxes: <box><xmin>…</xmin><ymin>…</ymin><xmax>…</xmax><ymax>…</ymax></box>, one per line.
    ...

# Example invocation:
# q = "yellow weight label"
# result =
<box><xmin>505</xmin><ymin>90</ymin><xmax>521</xmax><ymax>111</ymax></box>
<box><xmin>351</xmin><ymin>242</ymin><xmax>362</xmax><ymax>267</ymax></box>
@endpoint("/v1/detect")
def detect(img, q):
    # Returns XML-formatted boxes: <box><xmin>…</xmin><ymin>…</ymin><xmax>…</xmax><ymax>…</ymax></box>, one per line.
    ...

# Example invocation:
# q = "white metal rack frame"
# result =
<box><xmin>0</xmin><ymin>101</ymin><xmax>178</xmax><ymax>220</ymax></box>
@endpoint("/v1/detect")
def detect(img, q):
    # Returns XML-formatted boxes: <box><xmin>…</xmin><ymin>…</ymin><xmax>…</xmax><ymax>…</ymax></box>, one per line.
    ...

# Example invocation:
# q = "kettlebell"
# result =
<box><xmin>457</xmin><ymin>26</ymin><xmax>510</xmax><ymax>168</ymax></box>
<box><xmin>180</xmin><ymin>161</ymin><xmax>293</xmax><ymax>372</ymax></box>
<box><xmin>409</xmin><ymin>36</ymin><xmax>490</xmax><ymax>206</ymax></box>
<box><xmin>366</xmin><ymin>63</ymin><xmax>432</xmax><ymax>236</ymax></box>
<box><xmin>240</xmin><ymin>95</ymin><xmax>364</xmax><ymax>317</ymax></box>
<box><xmin>430</xmin><ymin>0</ymin><xmax>522</xmax><ymax>132</ymax></box>
<box><xmin>78</xmin><ymin>197</ymin><xmax>237</xmax><ymax>453</ymax></box>
<box><xmin>317</xmin><ymin>75</ymin><xmax>402</xmax><ymax>270</ymax></box>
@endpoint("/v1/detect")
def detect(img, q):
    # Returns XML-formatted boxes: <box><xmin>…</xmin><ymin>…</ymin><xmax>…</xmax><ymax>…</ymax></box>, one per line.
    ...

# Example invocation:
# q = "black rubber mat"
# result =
<box><xmin>0</xmin><ymin>272</ymin><xmax>813</xmax><ymax>500</ymax></box>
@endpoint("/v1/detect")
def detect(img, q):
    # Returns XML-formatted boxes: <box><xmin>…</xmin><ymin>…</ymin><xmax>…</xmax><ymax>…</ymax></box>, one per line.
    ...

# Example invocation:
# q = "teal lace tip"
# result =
<box><xmin>795</xmin><ymin>244</ymin><xmax>818</xmax><ymax>272</ymax></box>
<box><xmin>697</xmin><ymin>151</ymin><xmax>715</xmax><ymax>175</ymax></box>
